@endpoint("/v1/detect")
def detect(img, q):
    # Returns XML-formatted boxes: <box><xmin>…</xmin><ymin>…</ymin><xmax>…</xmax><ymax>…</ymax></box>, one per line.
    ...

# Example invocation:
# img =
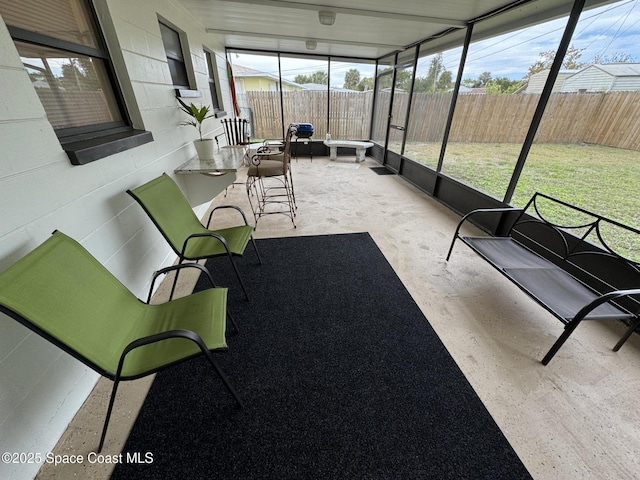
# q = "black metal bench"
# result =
<box><xmin>446</xmin><ymin>192</ymin><xmax>640</xmax><ymax>365</ymax></box>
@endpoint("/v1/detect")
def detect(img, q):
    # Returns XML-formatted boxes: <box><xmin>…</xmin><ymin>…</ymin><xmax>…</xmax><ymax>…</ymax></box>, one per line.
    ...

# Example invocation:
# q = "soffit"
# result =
<box><xmin>177</xmin><ymin>0</ymin><xmax>618</xmax><ymax>59</ymax></box>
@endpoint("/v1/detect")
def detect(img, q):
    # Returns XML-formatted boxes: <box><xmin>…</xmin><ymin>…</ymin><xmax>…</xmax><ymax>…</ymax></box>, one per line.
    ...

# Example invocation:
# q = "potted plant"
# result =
<box><xmin>178</xmin><ymin>98</ymin><xmax>215</xmax><ymax>160</ymax></box>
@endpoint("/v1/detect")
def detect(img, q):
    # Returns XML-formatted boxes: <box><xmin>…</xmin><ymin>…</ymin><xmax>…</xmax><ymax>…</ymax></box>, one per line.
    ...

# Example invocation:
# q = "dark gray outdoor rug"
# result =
<box><xmin>111</xmin><ymin>232</ymin><xmax>531</xmax><ymax>479</ymax></box>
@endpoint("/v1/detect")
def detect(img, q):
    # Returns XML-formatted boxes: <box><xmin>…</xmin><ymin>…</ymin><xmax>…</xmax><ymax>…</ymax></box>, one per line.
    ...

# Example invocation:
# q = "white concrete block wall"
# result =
<box><xmin>0</xmin><ymin>1</ymin><xmax>232</xmax><ymax>478</ymax></box>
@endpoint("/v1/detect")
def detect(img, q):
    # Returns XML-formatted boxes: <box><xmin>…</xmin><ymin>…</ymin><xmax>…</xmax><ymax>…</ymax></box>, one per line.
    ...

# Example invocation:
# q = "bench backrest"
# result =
<box><xmin>507</xmin><ymin>193</ymin><xmax>640</xmax><ymax>313</ymax></box>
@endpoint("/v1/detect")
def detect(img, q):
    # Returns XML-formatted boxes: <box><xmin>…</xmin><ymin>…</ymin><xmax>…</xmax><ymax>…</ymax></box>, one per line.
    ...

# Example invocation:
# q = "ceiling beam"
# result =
<box><xmin>206</xmin><ymin>28</ymin><xmax>406</xmax><ymax>50</ymax></box>
<box><xmin>215</xmin><ymin>0</ymin><xmax>466</xmax><ymax>27</ymax></box>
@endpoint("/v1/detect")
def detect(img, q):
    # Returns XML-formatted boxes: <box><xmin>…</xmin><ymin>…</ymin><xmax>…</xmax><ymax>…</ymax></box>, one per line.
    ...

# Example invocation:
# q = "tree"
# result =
<box><xmin>436</xmin><ymin>70</ymin><xmax>453</xmax><ymax>92</ymax></box>
<box><xmin>343</xmin><ymin>69</ymin><xmax>361</xmax><ymax>90</ymax></box>
<box><xmin>461</xmin><ymin>78</ymin><xmax>476</xmax><ymax>88</ymax></box>
<box><xmin>526</xmin><ymin>45</ymin><xmax>636</xmax><ymax>80</ymax></box>
<box><xmin>485</xmin><ymin>77</ymin><xmax>525</xmax><ymax>94</ymax></box>
<box><xmin>477</xmin><ymin>72</ymin><xmax>492</xmax><ymax>86</ymax></box>
<box><xmin>425</xmin><ymin>54</ymin><xmax>444</xmax><ymax>93</ymax></box>
<box><xmin>462</xmin><ymin>72</ymin><xmax>492</xmax><ymax>89</ymax></box>
<box><xmin>411</xmin><ymin>54</ymin><xmax>454</xmax><ymax>93</ymax></box>
<box><xmin>294</xmin><ymin>70</ymin><xmax>328</xmax><ymax>85</ymax></box>
<box><xmin>357</xmin><ymin>77</ymin><xmax>374</xmax><ymax>91</ymax></box>
<box><xmin>59</xmin><ymin>59</ymin><xmax>87</xmax><ymax>90</ymax></box>
<box><xmin>563</xmin><ymin>46</ymin><xmax>586</xmax><ymax>70</ymax></box>
<box><xmin>527</xmin><ymin>45</ymin><xmax>585</xmax><ymax>77</ymax></box>
<box><xmin>394</xmin><ymin>69</ymin><xmax>413</xmax><ymax>91</ymax></box>
<box><xmin>592</xmin><ymin>52</ymin><xmax>635</xmax><ymax>64</ymax></box>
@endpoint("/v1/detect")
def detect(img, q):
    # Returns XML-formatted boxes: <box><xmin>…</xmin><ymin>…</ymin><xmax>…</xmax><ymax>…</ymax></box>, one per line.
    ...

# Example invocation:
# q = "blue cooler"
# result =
<box><xmin>293</xmin><ymin>123</ymin><xmax>314</xmax><ymax>138</ymax></box>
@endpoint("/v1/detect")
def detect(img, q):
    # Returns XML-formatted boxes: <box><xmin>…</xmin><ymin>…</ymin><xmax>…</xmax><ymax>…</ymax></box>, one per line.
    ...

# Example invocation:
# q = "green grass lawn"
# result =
<box><xmin>402</xmin><ymin>142</ymin><xmax>640</xmax><ymax>258</ymax></box>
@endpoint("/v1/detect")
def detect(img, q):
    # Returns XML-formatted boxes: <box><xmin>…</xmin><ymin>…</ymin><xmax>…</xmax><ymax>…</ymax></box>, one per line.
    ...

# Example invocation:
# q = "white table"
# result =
<box><xmin>174</xmin><ymin>146</ymin><xmax>248</xmax><ymax>175</ymax></box>
<box><xmin>323</xmin><ymin>140</ymin><xmax>374</xmax><ymax>162</ymax></box>
<box><xmin>174</xmin><ymin>147</ymin><xmax>248</xmax><ymax>205</ymax></box>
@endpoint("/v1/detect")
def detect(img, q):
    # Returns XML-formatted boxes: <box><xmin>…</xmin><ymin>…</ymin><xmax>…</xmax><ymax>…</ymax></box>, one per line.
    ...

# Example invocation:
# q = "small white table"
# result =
<box><xmin>174</xmin><ymin>147</ymin><xmax>248</xmax><ymax>175</ymax></box>
<box><xmin>323</xmin><ymin>140</ymin><xmax>374</xmax><ymax>162</ymax></box>
<box><xmin>174</xmin><ymin>147</ymin><xmax>248</xmax><ymax>205</ymax></box>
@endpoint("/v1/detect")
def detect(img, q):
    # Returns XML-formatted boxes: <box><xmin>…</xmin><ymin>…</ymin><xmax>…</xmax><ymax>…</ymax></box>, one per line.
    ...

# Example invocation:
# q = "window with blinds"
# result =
<box><xmin>0</xmin><ymin>0</ymin><xmax>126</xmax><ymax>133</ymax></box>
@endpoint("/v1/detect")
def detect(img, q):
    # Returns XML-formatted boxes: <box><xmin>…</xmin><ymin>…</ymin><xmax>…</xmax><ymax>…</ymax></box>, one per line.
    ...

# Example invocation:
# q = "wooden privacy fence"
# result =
<box><xmin>242</xmin><ymin>90</ymin><xmax>640</xmax><ymax>151</ymax></box>
<box><xmin>241</xmin><ymin>91</ymin><xmax>372</xmax><ymax>140</ymax></box>
<box><xmin>446</xmin><ymin>91</ymin><xmax>640</xmax><ymax>150</ymax></box>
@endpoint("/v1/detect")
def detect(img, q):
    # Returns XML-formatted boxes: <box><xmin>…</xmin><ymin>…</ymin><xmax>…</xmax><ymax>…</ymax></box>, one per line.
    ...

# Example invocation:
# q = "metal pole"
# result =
<box><xmin>400</xmin><ymin>47</ymin><xmax>420</xmax><ymax>156</ymax></box>
<box><xmin>369</xmin><ymin>60</ymin><xmax>380</xmax><ymax>140</ymax></box>
<box><xmin>382</xmin><ymin>54</ymin><xmax>399</xmax><ymax>164</ymax></box>
<box><xmin>327</xmin><ymin>56</ymin><xmax>331</xmax><ymax>135</ymax></box>
<box><xmin>277</xmin><ymin>53</ymin><xmax>285</xmax><ymax>139</ymax></box>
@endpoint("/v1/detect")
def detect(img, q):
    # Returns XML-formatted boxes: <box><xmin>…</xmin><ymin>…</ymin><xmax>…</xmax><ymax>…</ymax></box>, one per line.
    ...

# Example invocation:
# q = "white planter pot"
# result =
<box><xmin>194</xmin><ymin>139</ymin><xmax>214</xmax><ymax>160</ymax></box>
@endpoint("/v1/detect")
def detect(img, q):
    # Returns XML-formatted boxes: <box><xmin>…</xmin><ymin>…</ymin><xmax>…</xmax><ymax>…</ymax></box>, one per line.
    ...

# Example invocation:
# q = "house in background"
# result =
<box><xmin>561</xmin><ymin>63</ymin><xmax>640</xmax><ymax>93</ymax></box>
<box><xmin>231</xmin><ymin>64</ymin><xmax>301</xmax><ymax>93</ymax></box>
<box><xmin>520</xmin><ymin>64</ymin><xmax>640</xmax><ymax>94</ymax></box>
<box><xmin>521</xmin><ymin>69</ymin><xmax>575</xmax><ymax>94</ymax></box>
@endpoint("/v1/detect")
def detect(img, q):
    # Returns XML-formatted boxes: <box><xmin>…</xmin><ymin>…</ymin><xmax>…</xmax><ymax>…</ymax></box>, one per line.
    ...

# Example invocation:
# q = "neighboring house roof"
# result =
<box><xmin>458</xmin><ymin>86</ymin><xmax>487</xmax><ymax>94</ymax></box>
<box><xmin>230</xmin><ymin>64</ymin><xmax>255</xmax><ymax>73</ymax></box>
<box><xmin>560</xmin><ymin>63</ymin><xmax>640</xmax><ymax>93</ymax></box>
<box><xmin>522</xmin><ymin>69</ymin><xmax>574</xmax><ymax>94</ymax></box>
<box><xmin>231</xmin><ymin>64</ymin><xmax>300</xmax><ymax>88</ymax></box>
<box><xmin>522</xmin><ymin>64</ymin><xmax>640</xmax><ymax>94</ymax></box>
<box><xmin>590</xmin><ymin>63</ymin><xmax>640</xmax><ymax>76</ymax></box>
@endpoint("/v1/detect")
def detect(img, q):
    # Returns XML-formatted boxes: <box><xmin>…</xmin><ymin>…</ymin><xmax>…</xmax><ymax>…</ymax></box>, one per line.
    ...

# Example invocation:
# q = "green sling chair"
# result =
<box><xmin>0</xmin><ymin>231</ymin><xmax>242</xmax><ymax>453</ymax></box>
<box><xmin>127</xmin><ymin>173</ymin><xmax>262</xmax><ymax>301</ymax></box>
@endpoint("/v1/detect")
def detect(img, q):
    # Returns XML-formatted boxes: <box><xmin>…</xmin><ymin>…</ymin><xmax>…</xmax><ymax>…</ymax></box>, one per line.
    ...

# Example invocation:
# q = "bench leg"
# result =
<box><xmin>329</xmin><ymin>146</ymin><xmax>338</xmax><ymax>161</ymax></box>
<box><xmin>541</xmin><ymin>319</ymin><xmax>582</xmax><ymax>365</ymax></box>
<box><xmin>613</xmin><ymin>317</ymin><xmax>640</xmax><ymax>351</ymax></box>
<box><xmin>355</xmin><ymin>147</ymin><xmax>366</xmax><ymax>162</ymax></box>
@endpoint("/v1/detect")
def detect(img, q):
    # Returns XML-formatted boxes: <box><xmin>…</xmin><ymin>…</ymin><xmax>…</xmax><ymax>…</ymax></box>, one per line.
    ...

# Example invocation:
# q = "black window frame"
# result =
<box><xmin>159</xmin><ymin>21</ymin><xmax>190</xmax><ymax>89</ymax></box>
<box><xmin>2</xmin><ymin>0</ymin><xmax>152</xmax><ymax>165</ymax></box>
<box><xmin>204</xmin><ymin>49</ymin><xmax>226</xmax><ymax>116</ymax></box>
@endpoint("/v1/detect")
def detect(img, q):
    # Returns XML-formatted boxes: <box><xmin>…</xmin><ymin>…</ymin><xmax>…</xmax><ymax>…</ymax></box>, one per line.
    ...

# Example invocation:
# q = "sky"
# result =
<box><xmin>450</xmin><ymin>0</ymin><xmax>640</xmax><ymax>80</ymax></box>
<box><xmin>232</xmin><ymin>0</ymin><xmax>640</xmax><ymax>87</ymax></box>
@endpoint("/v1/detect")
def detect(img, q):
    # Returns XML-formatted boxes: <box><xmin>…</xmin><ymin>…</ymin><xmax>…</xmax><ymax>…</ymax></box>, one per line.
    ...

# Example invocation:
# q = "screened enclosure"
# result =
<box><xmin>226</xmin><ymin>0</ymin><xmax>640</xmax><ymax>242</ymax></box>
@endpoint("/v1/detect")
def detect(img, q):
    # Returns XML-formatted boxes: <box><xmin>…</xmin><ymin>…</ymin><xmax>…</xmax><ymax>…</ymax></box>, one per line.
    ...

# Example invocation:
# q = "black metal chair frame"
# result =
<box><xmin>245</xmin><ymin>124</ymin><xmax>298</xmax><ymax>228</ymax></box>
<box><xmin>215</xmin><ymin>118</ymin><xmax>250</xmax><ymax>148</ymax></box>
<box><xmin>127</xmin><ymin>174</ymin><xmax>262</xmax><ymax>301</ymax></box>
<box><xmin>0</xmin><ymin>236</ymin><xmax>242</xmax><ymax>454</ymax></box>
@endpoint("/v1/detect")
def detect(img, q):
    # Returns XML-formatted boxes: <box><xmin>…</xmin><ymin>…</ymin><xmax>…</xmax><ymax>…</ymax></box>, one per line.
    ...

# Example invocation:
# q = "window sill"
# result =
<box><xmin>61</xmin><ymin>128</ymin><xmax>154</xmax><ymax>165</ymax></box>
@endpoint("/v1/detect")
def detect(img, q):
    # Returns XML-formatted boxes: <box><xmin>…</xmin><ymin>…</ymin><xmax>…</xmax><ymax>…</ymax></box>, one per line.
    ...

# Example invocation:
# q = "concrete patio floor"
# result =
<box><xmin>37</xmin><ymin>155</ymin><xmax>640</xmax><ymax>479</ymax></box>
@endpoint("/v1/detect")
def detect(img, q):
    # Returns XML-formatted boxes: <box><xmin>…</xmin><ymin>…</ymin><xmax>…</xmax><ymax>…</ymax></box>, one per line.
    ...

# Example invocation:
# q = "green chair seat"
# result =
<box><xmin>182</xmin><ymin>224</ymin><xmax>254</xmax><ymax>259</ymax></box>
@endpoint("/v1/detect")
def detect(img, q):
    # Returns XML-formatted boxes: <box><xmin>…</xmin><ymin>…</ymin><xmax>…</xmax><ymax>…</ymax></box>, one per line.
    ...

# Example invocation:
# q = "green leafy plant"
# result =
<box><xmin>178</xmin><ymin>98</ymin><xmax>213</xmax><ymax>141</ymax></box>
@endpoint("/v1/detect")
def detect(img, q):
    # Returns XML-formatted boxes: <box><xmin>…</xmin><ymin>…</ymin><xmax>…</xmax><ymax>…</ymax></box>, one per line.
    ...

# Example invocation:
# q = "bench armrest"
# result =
<box><xmin>446</xmin><ymin>207</ymin><xmax>524</xmax><ymax>261</ymax></box>
<box><xmin>542</xmin><ymin>288</ymin><xmax>640</xmax><ymax>365</ymax></box>
<box><xmin>573</xmin><ymin>288</ymin><xmax>640</xmax><ymax>324</ymax></box>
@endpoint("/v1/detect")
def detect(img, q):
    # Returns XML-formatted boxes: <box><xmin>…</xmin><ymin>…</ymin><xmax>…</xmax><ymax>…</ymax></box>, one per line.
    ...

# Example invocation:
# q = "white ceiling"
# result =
<box><xmin>177</xmin><ymin>0</ymin><xmax>617</xmax><ymax>59</ymax></box>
